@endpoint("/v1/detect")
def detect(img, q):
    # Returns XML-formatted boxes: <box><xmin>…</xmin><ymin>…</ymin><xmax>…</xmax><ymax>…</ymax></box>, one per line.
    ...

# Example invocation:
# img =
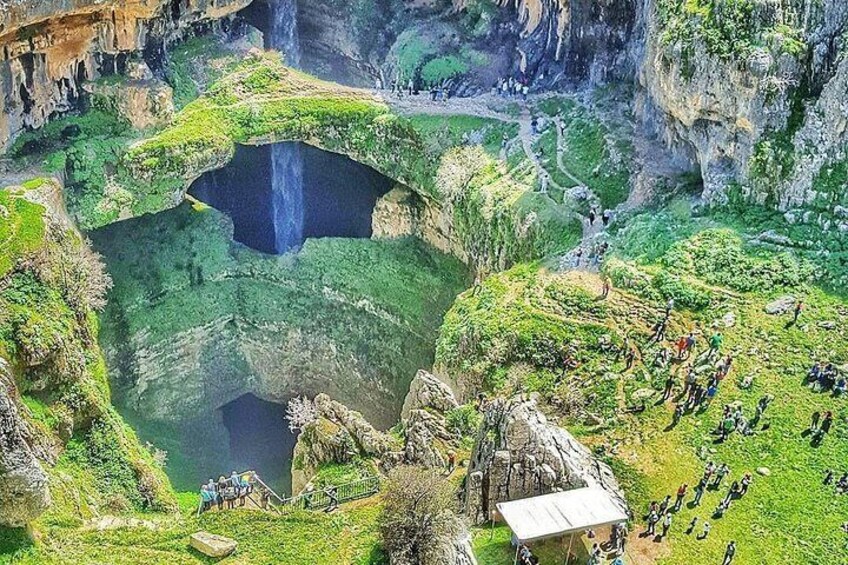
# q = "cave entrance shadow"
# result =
<box><xmin>219</xmin><ymin>393</ymin><xmax>298</xmax><ymax>497</ymax></box>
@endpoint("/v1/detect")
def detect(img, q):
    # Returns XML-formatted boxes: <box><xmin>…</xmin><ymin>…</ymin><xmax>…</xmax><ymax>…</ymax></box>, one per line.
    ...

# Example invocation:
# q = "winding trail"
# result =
<box><xmin>381</xmin><ymin>90</ymin><xmax>621</xmax><ymax>266</ymax></box>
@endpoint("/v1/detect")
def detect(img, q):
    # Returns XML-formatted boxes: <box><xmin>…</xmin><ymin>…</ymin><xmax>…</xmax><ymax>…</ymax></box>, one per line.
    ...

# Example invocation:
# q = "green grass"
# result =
<box><xmin>0</xmin><ymin>189</ymin><xmax>46</xmax><ymax>279</ymax></box>
<box><xmin>2</xmin><ymin>503</ymin><xmax>386</xmax><ymax>564</ymax></box>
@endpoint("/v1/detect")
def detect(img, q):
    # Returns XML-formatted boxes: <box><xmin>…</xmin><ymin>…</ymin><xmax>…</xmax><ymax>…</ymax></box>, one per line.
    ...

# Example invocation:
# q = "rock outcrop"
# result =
<box><xmin>464</xmin><ymin>395</ymin><xmax>626</xmax><ymax>524</ymax></box>
<box><xmin>84</xmin><ymin>61</ymin><xmax>175</xmax><ymax>130</ymax></box>
<box><xmin>0</xmin><ymin>0</ymin><xmax>251</xmax><ymax>150</ymax></box>
<box><xmin>0</xmin><ymin>358</ymin><xmax>51</xmax><ymax>527</ymax></box>
<box><xmin>401</xmin><ymin>369</ymin><xmax>460</xmax><ymax>420</ymax></box>
<box><xmin>400</xmin><ymin>370</ymin><xmax>461</xmax><ymax>469</ymax></box>
<box><xmin>291</xmin><ymin>393</ymin><xmax>397</xmax><ymax>493</ymax></box>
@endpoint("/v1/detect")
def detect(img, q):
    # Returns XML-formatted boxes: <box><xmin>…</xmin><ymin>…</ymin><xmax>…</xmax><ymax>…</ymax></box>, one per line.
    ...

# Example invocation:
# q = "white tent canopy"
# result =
<box><xmin>496</xmin><ymin>487</ymin><xmax>628</xmax><ymax>543</ymax></box>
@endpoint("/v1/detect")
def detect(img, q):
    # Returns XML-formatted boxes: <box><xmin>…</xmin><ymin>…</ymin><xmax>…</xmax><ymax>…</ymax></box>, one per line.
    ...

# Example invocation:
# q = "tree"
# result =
<box><xmin>378</xmin><ymin>465</ymin><xmax>466</xmax><ymax>565</ymax></box>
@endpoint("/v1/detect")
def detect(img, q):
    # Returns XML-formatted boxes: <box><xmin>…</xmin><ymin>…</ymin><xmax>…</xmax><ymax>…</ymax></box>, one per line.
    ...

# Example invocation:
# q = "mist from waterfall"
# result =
<box><xmin>269</xmin><ymin>0</ymin><xmax>303</xmax><ymax>253</ymax></box>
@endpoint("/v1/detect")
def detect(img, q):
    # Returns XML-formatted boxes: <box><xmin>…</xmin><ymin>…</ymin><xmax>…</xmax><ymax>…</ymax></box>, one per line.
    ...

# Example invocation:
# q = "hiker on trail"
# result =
<box><xmin>530</xmin><ymin>117</ymin><xmax>539</xmax><ymax>135</ymax></box>
<box><xmin>675</xmin><ymin>484</ymin><xmax>688</xmax><ymax>510</ymax></box>
<box><xmin>707</xmin><ymin>332</ymin><xmax>723</xmax><ymax>359</ymax></box>
<box><xmin>712</xmin><ymin>463</ymin><xmax>730</xmax><ymax>488</ymax></box>
<box><xmin>375</xmin><ymin>76</ymin><xmax>383</xmax><ymax>90</ymax></box>
<box><xmin>325</xmin><ymin>486</ymin><xmax>339</xmax><ymax>513</ymax></box>
<box><xmin>686</xmin><ymin>517</ymin><xmax>698</xmax><ymax>534</ymax></box>
<box><xmin>602</xmin><ymin>275</ymin><xmax>611</xmax><ymax>299</ymax></box>
<box><xmin>810</xmin><ymin>410</ymin><xmax>822</xmax><ymax>431</ymax></box>
<box><xmin>625</xmin><ymin>345</ymin><xmax>636</xmax><ymax>370</ymax></box>
<box><xmin>602</xmin><ymin>209</ymin><xmax>612</xmax><ymax>227</ymax></box>
<box><xmin>663</xmin><ymin>373</ymin><xmax>676</xmax><ymax>401</ymax></box>
<box><xmin>722</xmin><ymin>541</ymin><xmax>737</xmax><ymax>565</ymax></box>
<box><xmin>651</xmin><ymin>317</ymin><xmax>669</xmax><ymax>343</ymax></box>
<box><xmin>675</xmin><ymin>335</ymin><xmax>687</xmax><ymax>359</ymax></box>
<box><xmin>588</xmin><ymin>207</ymin><xmax>597</xmax><ymax>225</ymax></box>
<box><xmin>539</xmin><ymin>171</ymin><xmax>549</xmax><ymax>194</ymax></box>
<box><xmin>698</xmin><ymin>521</ymin><xmax>711</xmax><ymax>540</ymax></box>
<box><xmin>716</xmin><ymin>354</ymin><xmax>734</xmax><ymax>377</ymax></box>
<box><xmin>573</xmin><ymin>246</ymin><xmax>584</xmax><ymax>268</ymax></box>
<box><xmin>661</xmin><ymin>512</ymin><xmax>672</xmax><ymax>538</ymax></box>
<box><xmin>792</xmin><ymin>300</ymin><xmax>805</xmax><ymax>323</ymax></box>
<box><xmin>683</xmin><ymin>368</ymin><xmax>697</xmax><ymax>397</ymax></box>
<box><xmin>446</xmin><ymin>451</ymin><xmax>457</xmax><ymax>474</ymax></box>
<box><xmin>755</xmin><ymin>394</ymin><xmax>773</xmax><ymax>418</ymax></box>
<box><xmin>646</xmin><ymin>510</ymin><xmax>659</xmax><ymax>535</ymax></box>
<box><xmin>704</xmin><ymin>383</ymin><xmax>718</xmax><ymax>407</ymax></box>
<box><xmin>665</xmin><ymin>298</ymin><xmax>675</xmax><ymax>317</ymax></box>
<box><xmin>521</xmin><ymin>83</ymin><xmax>529</xmax><ymax>101</ymax></box>
<box><xmin>407</xmin><ymin>78</ymin><xmax>414</xmax><ymax>95</ymax></box>
<box><xmin>672</xmin><ymin>403</ymin><xmax>684</xmax><ymax>427</ymax></box>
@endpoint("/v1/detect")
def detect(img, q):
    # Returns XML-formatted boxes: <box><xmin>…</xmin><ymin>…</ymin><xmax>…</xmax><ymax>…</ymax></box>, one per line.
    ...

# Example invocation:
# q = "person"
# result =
<box><xmin>824</xmin><ymin>469</ymin><xmax>835</xmax><ymax>485</ymax></box>
<box><xmin>407</xmin><ymin>78</ymin><xmax>414</xmax><ymax>95</ymax></box>
<box><xmin>693</xmin><ymin>478</ymin><xmax>706</xmax><ymax>506</ymax></box>
<box><xmin>501</xmin><ymin>132</ymin><xmax>509</xmax><ymax>151</ymax></box>
<box><xmin>810</xmin><ymin>410</ymin><xmax>821</xmax><ymax>431</ymax></box>
<box><xmin>530</xmin><ymin>117</ymin><xmax>538</xmax><ymax>135</ymax></box>
<box><xmin>672</xmin><ymin>403</ymin><xmax>684</xmax><ymax>427</ymax></box>
<box><xmin>588</xmin><ymin>208</ymin><xmax>597</xmax><ymax>225</ymax></box>
<box><xmin>375</xmin><ymin>76</ymin><xmax>383</xmax><ymax>90</ymax></box>
<box><xmin>325</xmin><ymin>486</ymin><xmax>339</xmax><ymax>513</ymax></box>
<box><xmin>659</xmin><ymin>494</ymin><xmax>672</xmax><ymax>515</ymax></box>
<box><xmin>216</xmin><ymin>475</ymin><xmax>228</xmax><ymax>510</ymax></box>
<box><xmin>200</xmin><ymin>484</ymin><xmax>213</xmax><ymax>514</ymax></box>
<box><xmin>721</xmin><ymin>414</ymin><xmax>735</xmax><ymax>441</ymax></box>
<box><xmin>683</xmin><ymin>368</ymin><xmax>697</xmax><ymax>397</ymax></box>
<box><xmin>821</xmin><ymin>411</ymin><xmax>834</xmax><ymax>435</ymax></box>
<box><xmin>686</xmin><ymin>516</ymin><xmax>698</xmax><ymax>534</ymax></box>
<box><xmin>663</xmin><ymin>373</ymin><xmax>675</xmax><ymax>401</ymax></box>
<box><xmin>229</xmin><ymin>471</ymin><xmax>243</xmax><ymax>504</ymax></box>
<box><xmin>675</xmin><ymin>484</ymin><xmax>688</xmax><ymax>511</ymax></box>
<box><xmin>626</xmin><ymin>346</ymin><xmax>636</xmax><ymax>370</ymax></box>
<box><xmin>792</xmin><ymin>300</ymin><xmax>804</xmax><ymax>323</ymax></box>
<box><xmin>602</xmin><ymin>209</ymin><xmax>612</xmax><ymax>227</ymax></box>
<box><xmin>699</xmin><ymin>521</ymin><xmax>710</xmax><ymax>540</ymax></box>
<box><xmin>646</xmin><ymin>509</ymin><xmax>658</xmax><ymax>536</ymax></box>
<box><xmin>665</xmin><ymin>298</ymin><xmax>675</xmax><ymax>317</ymax></box>
<box><xmin>651</xmin><ymin>317</ymin><xmax>669</xmax><ymax>343</ymax></box>
<box><xmin>723</xmin><ymin>541</ymin><xmax>737</xmax><ymax>565</ymax></box>
<box><xmin>707</xmin><ymin>332</ymin><xmax>723</xmax><ymax>359</ymax></box>
<box><xmin>740</xmin><ymin>473</ymin><xmax>752</xmax><ymax>496</ymax></box>
<box><xmin>712</xmin><ymin>463</ymin><xmax>729</xmax><ymax>488</ymax></box>
<box><xmin>661</xmin><ymin>512</ymin><xmax>672</xmax><ymax>538</ymax></box>
<box><xmin>521</xmin><ymin>83</ymin><xmax>529</xmax><ymax>101</ymax></box>
<box><xmin>704</xmin><ymin>383</ymin><xmax>718</xmax><ymax>407</ymax></box>
<box><xmin>675</xmin><ymin>335</ymin><xmax>688</xmax><ymax>359</ymax></box>
<box><xmin>602</xmin><ymin>275</ymin><xmax>611</xmax><ymax>299</ymax></box>
<box><xmin>446</xmin><ymin>450</ymin><xmax>457</xmax><ymax>474</ymax></box>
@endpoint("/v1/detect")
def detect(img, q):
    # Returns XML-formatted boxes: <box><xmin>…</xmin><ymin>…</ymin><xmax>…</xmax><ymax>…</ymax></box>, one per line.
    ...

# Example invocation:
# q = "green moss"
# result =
<box><xmin>656</xmin><ymin>0</ymin><xmax>807</xmax><ymax>68</ymax></box>
<box><xmin>0</xmin><ymin>190</ymin><xmax>46</xmax><ymax>279</ymax></box>
<box><xmin>420</xmin><ymin>56</ymin><xmax>469</xmax><ymax>86</ymax></box>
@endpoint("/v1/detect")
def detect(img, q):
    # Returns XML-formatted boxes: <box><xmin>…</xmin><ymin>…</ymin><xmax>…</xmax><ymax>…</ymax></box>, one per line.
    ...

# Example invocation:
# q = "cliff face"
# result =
<box><xmin>0</xmin><ymin>0</ymin><xmax>251</xmax><ymax>150</ymax></box>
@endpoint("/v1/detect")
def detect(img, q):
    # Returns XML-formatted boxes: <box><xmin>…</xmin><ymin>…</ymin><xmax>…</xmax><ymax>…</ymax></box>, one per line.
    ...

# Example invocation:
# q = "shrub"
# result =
<box><xmin>445</xmin><ymin>404</ymin><xmax>482</xmax><ymax>437</ymax></box>
<box><xmin>379</xmin><ymin>466</ymin><xmax>466</xmax><ymax>565</ymax></box>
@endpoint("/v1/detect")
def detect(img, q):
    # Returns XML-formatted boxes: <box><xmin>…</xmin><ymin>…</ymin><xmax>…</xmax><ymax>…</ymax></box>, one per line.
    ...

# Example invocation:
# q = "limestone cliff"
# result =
<box><xmin>464</xmin><ymin>396</ymin><xmax>626</xmax><ymax>525</ymax></box>
<box><xmin>0</xmin><ymin>0</ymin><xmax>251</xmax><ymax>150</ymax></box>
<box><xmin>0</xmin><ymin>358</ymin><xmax>50</xmax><ymax>527</ymax></box>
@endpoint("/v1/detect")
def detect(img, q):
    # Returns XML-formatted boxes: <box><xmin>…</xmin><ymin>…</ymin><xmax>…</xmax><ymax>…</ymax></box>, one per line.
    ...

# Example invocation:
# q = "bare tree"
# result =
<box><xmin>285</xmin><ymin>396</ymin><xmax>318</xmax><ymax>432</ymax></box>
<box><xmin>379</xmin><ymin>465</ymin><xmax>466</xmax><ymax>565</ymax></box>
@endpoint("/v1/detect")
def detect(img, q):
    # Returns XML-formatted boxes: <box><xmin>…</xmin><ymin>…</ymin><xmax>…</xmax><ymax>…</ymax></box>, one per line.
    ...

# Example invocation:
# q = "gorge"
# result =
<box><xmin>1</xmin><ymin>1</ymin><xmax>848</xmax><ymax>564</ymax></box>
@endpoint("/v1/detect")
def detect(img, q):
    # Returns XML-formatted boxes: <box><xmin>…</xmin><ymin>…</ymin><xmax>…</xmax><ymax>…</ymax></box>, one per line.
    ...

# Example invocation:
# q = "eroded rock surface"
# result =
<box><xmin>0</xmin><ymin>358</ymin><xmax>51</xmax><ymax>527</ymax></box>
<box><xmin>464</xmin><ymin>395</ymin><xmax>626</xmax><ymax>524</ymax></box>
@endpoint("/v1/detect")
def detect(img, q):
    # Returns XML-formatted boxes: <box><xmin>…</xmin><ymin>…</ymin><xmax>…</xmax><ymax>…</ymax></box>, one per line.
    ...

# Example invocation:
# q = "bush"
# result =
<box><xmin>421</xmin><ymin>56</ymin><xmax>468</xmax><ymax>86</ymax></box>
<box><xmin>445</xmin><ymin>404</ymin><xmax>482</xmax><ymax>437</ymax></box>
<box><xmin>379</xmin><ymin>466</ymin><xmax>466</xmax><ymax>565</ymax></box>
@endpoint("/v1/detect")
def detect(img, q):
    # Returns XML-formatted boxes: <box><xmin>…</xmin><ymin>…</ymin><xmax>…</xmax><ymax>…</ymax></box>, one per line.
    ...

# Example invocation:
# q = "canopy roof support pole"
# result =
<box><xmin>565</xmin><ymin>532</ymin><xmax>575</xmax><ymax>565</ymax></box>
<box><xmin>513</xmin><ymin>544</ymin><xmax>519</xmax><ymax>565</ymax></box>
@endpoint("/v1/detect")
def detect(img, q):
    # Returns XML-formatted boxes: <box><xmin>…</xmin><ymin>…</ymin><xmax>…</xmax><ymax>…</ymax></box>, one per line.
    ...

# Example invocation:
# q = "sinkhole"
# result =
<box><xmin>188</xmin><ymin>142</ymin><xmax>394</xmax><ymax>254</ymax></box>
<box><xmin>220</xmin><ymin>393</ymin><xmax>297</xmax><ymax>496</ymax></box>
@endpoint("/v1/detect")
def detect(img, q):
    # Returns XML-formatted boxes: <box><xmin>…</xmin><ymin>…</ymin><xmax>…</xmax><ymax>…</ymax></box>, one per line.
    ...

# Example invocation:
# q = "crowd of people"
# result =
<box><xmin>198</xmin><ymin>471</ymin><xmax>256</xmax><ymax>513</ymax></box>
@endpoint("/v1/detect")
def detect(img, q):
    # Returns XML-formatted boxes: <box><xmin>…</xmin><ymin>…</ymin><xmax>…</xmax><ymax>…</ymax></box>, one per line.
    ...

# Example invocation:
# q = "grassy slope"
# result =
<box><xmin>0</xmin><ymin>185</ymin><xmax>177</xmax><ymax>561</ymax></box>
<box><xmin>436</xmin><ymin>199</ymin><xmax>848</xmax><ymax>563</ymax></box>
<box><xmin>3</xmin><ymin>499</ymin><xmax>385</xmax><ymax>565</ymax></box>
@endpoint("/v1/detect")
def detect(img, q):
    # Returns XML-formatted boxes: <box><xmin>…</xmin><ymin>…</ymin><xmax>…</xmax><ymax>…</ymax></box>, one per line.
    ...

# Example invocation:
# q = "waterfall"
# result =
<box><xmin>268</xmin><ymin>0</ymin><xmax>303</xmax><ymax>253</ymax></box>
<box><xmin>270</xmin><ymin>143</ymin><xmax>304</xmax><ymax>253</ymax></box>
<box><xmin>268</xmin><ymin>0</ymin><xmax>300</xmax><ymax>67</ymax></box>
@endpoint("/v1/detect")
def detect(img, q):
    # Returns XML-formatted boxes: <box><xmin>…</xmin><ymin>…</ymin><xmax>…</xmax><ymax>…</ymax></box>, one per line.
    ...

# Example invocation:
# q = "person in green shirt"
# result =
<box><xmin>707</xmin><ymin>332</ymin><xmax>723</xmax><ymax>360</ymax></box>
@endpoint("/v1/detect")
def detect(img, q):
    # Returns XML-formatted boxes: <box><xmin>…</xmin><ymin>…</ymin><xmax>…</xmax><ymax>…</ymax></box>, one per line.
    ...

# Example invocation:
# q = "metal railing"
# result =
<box><xmin>276</xmin><ymin>476</ymin><xmax>381</xmax><ymax>513</ymax></box>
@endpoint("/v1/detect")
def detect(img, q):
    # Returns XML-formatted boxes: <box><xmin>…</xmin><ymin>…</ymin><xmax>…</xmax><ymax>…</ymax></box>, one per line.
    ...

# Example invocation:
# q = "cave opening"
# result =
<box><xmin>188</xmin><ymin>142</ymin><xmax>395</xmax><ymax>254</ymax></box>
<box><xmin>219</xmin><ymin>393</ymin><xmax>297</xmax><ymax>496</ymax></box>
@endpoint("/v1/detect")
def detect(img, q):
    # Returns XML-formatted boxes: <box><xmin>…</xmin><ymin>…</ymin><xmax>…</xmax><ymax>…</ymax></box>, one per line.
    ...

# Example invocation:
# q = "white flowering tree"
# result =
<box><xmin>285</xmin><ymin>396</ymin><xmax>318</xmax><ymax>432</ymax></box>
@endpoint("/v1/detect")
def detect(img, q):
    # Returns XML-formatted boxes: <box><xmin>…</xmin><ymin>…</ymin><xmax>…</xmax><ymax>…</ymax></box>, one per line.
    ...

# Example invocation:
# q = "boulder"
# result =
<box><xmin>189</xmin><ymin>532</ymin><xmax>237</xmax><ymax>558</ymax></box>
<box><xmin>764</xmin><ymin>295</ymin><xmax>796</xmax><ymax>315</ymax></box>
<box><xmin>401</xmin><ymin>370</ymin><xmax>460</xmax><ymax>420</ymax></box>
<box><xmin>464</xmin><ymin>396</ymin><xmax>627</xmax><ymax>525</ymax></box>
<box><xmin>403</xmin><ymin>409</ymin><xmax>454</xmax><ymax>468</ymax></box>
<box><xmin>757</xmin><ymin>467</ymin><xmax>771</xmax><ymax>476</ymax></box>
<box><xmin>0</xmin><ymin>358</ymin><xmax>51</xmax><ymax>526</ymax></box>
